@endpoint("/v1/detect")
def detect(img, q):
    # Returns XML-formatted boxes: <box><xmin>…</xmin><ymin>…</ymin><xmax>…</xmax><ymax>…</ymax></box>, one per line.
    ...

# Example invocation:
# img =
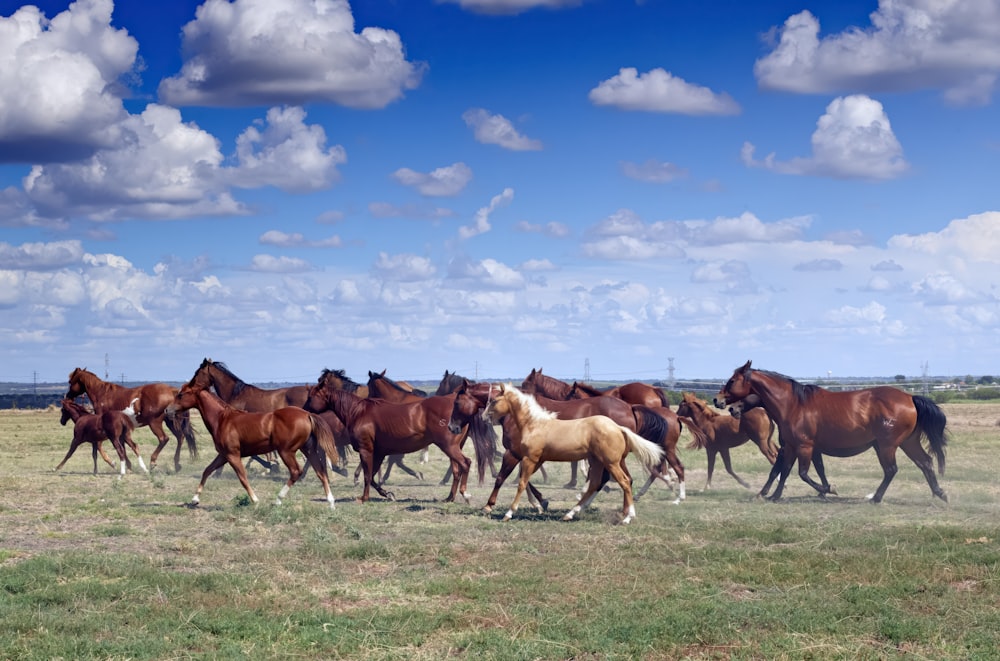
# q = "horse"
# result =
<box><xmin>315</xmin><ymin>368</ymin><xmax>369</xmax><ymax>398</ymax></box>
<box><xmin>56</xmin><ymin>399</ymin><xmax>147</xmax><ymax>476</ymax></box>
<box><xmin>484</xmin><ymin>384</ymin><xmax>664</xmax><ymax>524</ymax></box>
<box><xmin>188</xmin><ymin>358</ymin><xmax>349</xmax><ymax>474</ymax></box>
<box><xmin>304</xmin><ymin>379</ymin><xmax>488</xmax><ymax>504</ymax></box>
<box><xmin>166</xmin><ymin>382</ymin><xmax>339</xmax><ymax>509</ymax></box>
<box><xmin>523</xmin><ymin>369</ymin><xmax>691</xmax><ymax>501</ymax></box>
<box><xmin>433</xmin><ymin>370</ymin><xmax>501</xmax><ymax>484</ymax></box>
<box><xmin>676</xmin><ymin>392</ymin><xmax>778</xmax><ymax>490</ymax></box>
<box><xmin>714</xmin><ymin>360</ymin><xmax>948</xmax><ymax>503</ymax></box>
<box><xmin>65</xmin><ymin>368</ymin><xmax>197</xmax><ymax>472</ymax></box>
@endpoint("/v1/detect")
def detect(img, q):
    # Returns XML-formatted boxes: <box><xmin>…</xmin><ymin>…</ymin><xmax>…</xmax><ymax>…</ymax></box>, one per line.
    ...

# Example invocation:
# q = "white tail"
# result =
<box><xmin>622</xmin><ymin>427</ymin><xmax>664</xmax><ymax>469</ymax></box>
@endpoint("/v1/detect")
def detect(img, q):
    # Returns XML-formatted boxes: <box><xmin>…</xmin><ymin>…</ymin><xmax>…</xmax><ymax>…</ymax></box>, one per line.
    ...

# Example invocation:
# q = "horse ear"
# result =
<box><xmin>740</xmin><ymin>360</ymin><xmax>752</xmax><ymax>374</ymax></box>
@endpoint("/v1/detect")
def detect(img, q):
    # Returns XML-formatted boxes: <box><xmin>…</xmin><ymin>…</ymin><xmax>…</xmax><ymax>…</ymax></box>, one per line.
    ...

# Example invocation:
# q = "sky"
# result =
<box><xmin>1</xmin><ymin>0</ymin><xmax>999</xmax><ymax>386</ymax></box>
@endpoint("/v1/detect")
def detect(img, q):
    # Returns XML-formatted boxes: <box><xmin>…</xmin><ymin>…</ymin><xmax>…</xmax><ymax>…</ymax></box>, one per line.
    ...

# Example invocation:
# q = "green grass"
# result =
<box><xmin>0</xmin><ymin>404</ymin><xmax>998</xmax><ymax>659</ymax></box>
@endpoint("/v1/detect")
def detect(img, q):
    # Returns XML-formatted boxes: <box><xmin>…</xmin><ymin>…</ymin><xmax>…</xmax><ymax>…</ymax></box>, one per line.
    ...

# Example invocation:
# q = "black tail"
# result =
<box><xmin>913</xmin><ymin>395</ymin><xmax>947</xmax><ymax>475</ymax></box>
<box><xmin>167</xmin><ymin>410</ymin><xmax>199</xmax><ymax>459</ymax></box>
<box><xmin>632</xmin><ymin>405</ymin><xmax>669</xmax><ymax>447</ymax></box>
<box><xmin>468</xmin><ymin>415</ymin><xmax>497</xmax><ymax>485</ymax></box>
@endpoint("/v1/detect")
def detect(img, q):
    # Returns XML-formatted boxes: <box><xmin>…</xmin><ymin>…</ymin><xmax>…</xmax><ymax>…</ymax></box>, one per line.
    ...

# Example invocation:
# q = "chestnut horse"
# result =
<box><xmin>484</xmin><ymin>384</ymin><xmax>664</xmax><ymax>524</ymax></box>
<box><xmin>167</xmin><ymin>382</ymin><xmax>339</xmax><ymax>508</ymax></box>
<box><xmin>362</xmin><ymin>370</ymin><xmax>431</xmax><ymax>484</ymax></box>
<box><xmin>676</xmin><ymin>392</ymin><xmax>777</xmax><ymax>490</ymax></box>
<box><xmin>188</xmin><ymin>358</ymin><xmax>349</xmax><ymax>474</ymax></box>
<box><xmin>57</xmin><ymin>399</ymin><xmax>147</xmax><ymax>475</ymax></box>
<box><xmin>714</xmin><ymin>361</ymin><xmax>948</xmax><ymax>503</ymax></box>
<box><xmin>66</xmin><ymin>368</ymin><xmax>197</xmax><ymax>472</ymax></box>
<box><xmin>304</xmin><ymin>380</ymin><xmax>489</xmax><ymax>504</ymax></box>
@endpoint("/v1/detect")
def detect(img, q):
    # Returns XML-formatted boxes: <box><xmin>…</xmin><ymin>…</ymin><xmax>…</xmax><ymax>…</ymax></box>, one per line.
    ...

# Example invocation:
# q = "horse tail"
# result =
<box><xmin>654</xmin><ymin>387</ymin><xmax>670</xmax><ymax>408</ymax></box>
<box><xmin>309</xmin><ymin>413</ymin><xmax>340</xmax><ymax>469</ymax></box>
<box><xmin>167</xmin><ymin>410</ymin><xmax>199</xmax><ymax>458</ymax></box>
<box><xmin>621</xmin><ymin>426</ymin><xmax>665</xmax><ymax>470</ymax></box>
<box><xmin>765</xmin><ymin>418</ymin><xmax>778</xmax><ymax>457</ymax></box>
<box><xmin>632</xmin><ymin>405</ymin><xmax>668</xmax><ymax>446</ymax></box>
<box><xmin>913</xmin><ymin>395</ymin><xmax>948</xmax><ymax>475</ymax></box>
<box><xmin>468</xmin><ymin>415</ymin><xmax>497</xmax><ymax>486</ymax></box>
<box><xmin>680</xmin><ymin>416</ymin><xmax>709</xmax><ymax>450</ymax></box>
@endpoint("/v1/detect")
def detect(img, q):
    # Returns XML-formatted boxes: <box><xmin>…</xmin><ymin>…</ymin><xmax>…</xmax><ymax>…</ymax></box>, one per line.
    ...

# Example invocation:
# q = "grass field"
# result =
<box><xmin>1</xmin><ymin>401</ymin><xmax>999</xmax><ymax>660</ymax></box>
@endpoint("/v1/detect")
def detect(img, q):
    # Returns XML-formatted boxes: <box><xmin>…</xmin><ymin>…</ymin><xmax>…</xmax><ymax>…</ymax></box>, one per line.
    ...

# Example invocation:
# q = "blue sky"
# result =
<box><xmin>1</xmin><ymin>0</ymin><xmax>999</xmax><ymax>385</ymax></box>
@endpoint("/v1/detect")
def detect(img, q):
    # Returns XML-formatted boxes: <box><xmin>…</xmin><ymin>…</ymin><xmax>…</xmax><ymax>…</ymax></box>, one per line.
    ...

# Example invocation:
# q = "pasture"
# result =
<box><xmin>1</xmin><ymin>401</ymin><xmax>999</xmax><ymax>660</ymax></box>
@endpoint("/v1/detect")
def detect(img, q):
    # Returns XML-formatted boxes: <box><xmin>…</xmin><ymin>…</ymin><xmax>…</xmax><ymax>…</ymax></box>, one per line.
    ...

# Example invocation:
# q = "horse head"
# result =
<box><xmin>714</xmin><ymin>360</ymin><xmax>754</xmax><ymax>410</ymax></box>
<box><xmin>483</xmin><ymin>383</ymin><xmax>512</xmax><ymax>423</ymax></box>
<box><xmin>66</xmin><ymin>367</ymin><xmax>90</xmax><ymax>399</ymax></box>
<box><xmin>447</xmin><ymin>379</ymin><xmax>481</xmax><ymax>434</ymax></box>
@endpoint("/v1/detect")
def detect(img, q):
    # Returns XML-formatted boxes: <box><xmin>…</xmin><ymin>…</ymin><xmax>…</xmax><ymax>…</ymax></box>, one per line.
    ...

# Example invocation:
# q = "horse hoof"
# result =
<box><xmin>483</xmin><ymin>505</ymin><xmax>493</xmax><ymax>514</ymax></box>
<box><xmin>540</xmin><ymin>499</ymin><xmax>550</xmax><ymax>512</ymax></box>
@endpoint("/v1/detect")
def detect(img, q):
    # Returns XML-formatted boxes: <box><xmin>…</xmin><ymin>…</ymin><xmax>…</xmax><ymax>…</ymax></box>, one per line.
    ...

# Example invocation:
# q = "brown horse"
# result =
<box><xmin>315</xmin><ymin>368</ymin><xmax>369</xmax><ymax>398</ymax></box>
<box><xmin>676</xmin><ymin>392</ymin><xmax>777</xmax><ymax>490</ymax></box>
<box><xmin>188</xmin><ymin>358</ymin><xmax>349</xmax><ymax>474</ymax></box>
<box><xmin>166</xmin><ymin>382</ymin><xmax>339</xmax><ymax>508</ymax></box>
<box><xmin>361</xmin><ymin>370</ymin><xmax>430</xmax><ymax>484</ymax></box>
<box><xmin>304</xmin><ymin>380</ymin><xmax>486</xmax><ymax>504</ymax></box>
<box><xmin>714</xmin><ymin>361</ymin><xmax>948</xmax><ymax>503</ymax></box>
<box><xmin>484</xmin><ymin>384</ymin><xmax>664</xmax><ymax>524</ymax></box>
<box><xmin>56</xmin><ymin>399</ymin><xmax>147</xmax><ymax>475</ymax></box>
<box><xmin>66</xmin><ymin>368</ymin><xmax>197</xmax><ymax>472</ymax></box>
<box><xmin>523</xmin><ymin>370</ymin><xmax>692</xmax><ymax>501</ymax></box>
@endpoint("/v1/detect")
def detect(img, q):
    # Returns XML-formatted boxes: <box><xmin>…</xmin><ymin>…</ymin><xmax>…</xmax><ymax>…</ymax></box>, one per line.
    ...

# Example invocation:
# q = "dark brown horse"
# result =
<box><xmin>567</xmin><ymin>379</ymin><xmax>669</xmax><ymax>409</ymax></box>
<box><xmin>362</xmin><ymin>370</ymin><xmax>430</xmax><ymax>484</ymax></box>
<box><xmin>166</xmin><ymin>382</ymin><xmax>339</xmax><ymax>508</ymax></box>
<box><xmin>714</xmin><ymin>361</ymin><xmax>948</xmax><ymax>503</ymax></box>
<box><xmin>304</xmin><ymin>380</ymin><xmax>489</xmax><ymax>504</ymax></box>
<box><xmin>676</xmin><ymin>392</ymin><xmax>777</xmax><ymax>490</ymax></box>
<box><xmin>57</xmin><ymin>398</ymin><xmax>146</xmax><ymax>475</ymax></box>
<box><xmin>66</xmin><ymin>368</ymin><xmax>197</xmax><ymax>472</ymax></box>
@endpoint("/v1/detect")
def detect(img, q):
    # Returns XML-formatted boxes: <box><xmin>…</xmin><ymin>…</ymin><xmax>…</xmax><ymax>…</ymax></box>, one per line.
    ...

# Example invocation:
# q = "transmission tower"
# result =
<box><xmin>105</xmin><ymin>353</ymin><xmax>110</xmax><ymax>380</ymax></box>
<box><xmin>921</xmin><ymin>360</ymin><xmax>929</xmax><ymax>395</ymax></box>
<box><xmin>667</xmin><ymin>357</ymin><xmax>675</xmax><ymax>389</ymax></box>
<box><xmin>583</xmin><ymin>358</ymin><xmax>590</xmax><ymax>381</ymax></box>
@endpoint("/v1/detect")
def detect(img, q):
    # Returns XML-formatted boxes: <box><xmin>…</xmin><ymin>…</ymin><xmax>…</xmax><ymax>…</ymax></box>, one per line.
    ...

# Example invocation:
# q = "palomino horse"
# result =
<box><xmin>166</xmin><ymin>382</ymin><xmax>339</xmax><ymax>508</ymax></box>
<box><xmin>57</xmin><ymin>399</ymin><xmax>148</xmax><ymax>475</ymax></box>
<box><xmin>484</xmin><ymin>384</ymin><xmax>664</xmax><ymax>524</ymax></box>
<box><xmin>66</xmin><ymin>368</ymin><xmax>197</xmax><ymax>472</ymax></box>
<box><xmin>676</xmin><ymin>392</ymin><xmax>777</xmax><ymax>490</ymax></box>
<box><xmin>523</xmin><ymin>369</ymin><xmax>692</xmax><ymax>502</ymax></box>
<box><xmin>714</xmin><ymin>361</ymin><xmax>948</xmax><ymax>503</ymax></box>
<box><xmin>304</xmin><ymin>380</ymin><xmax>488</xmax><ymax>504</ymax></box>
<box><xmin>188</xmin><ymin>358</ymin><xmax>349</xmax><ymax>474</ymax></box>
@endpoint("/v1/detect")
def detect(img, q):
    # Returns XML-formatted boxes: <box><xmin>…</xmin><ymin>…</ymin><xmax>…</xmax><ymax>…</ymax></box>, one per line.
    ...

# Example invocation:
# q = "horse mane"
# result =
<box><xmin>208</xmin><ymin>361</ymin><xmax>250</xmax><ymax>397</ymax></box>
<box><xmin>682</xmin><ymin>393</ymin><xmax>720</xmax><ymax>418</ymax></box>
<box><xmin>320</xmin><ymin>368</ymin><xmax>363</xmax><ymax>393</ymax></box>
<box><xmin>371</xmin><ymin>372</ymin><xmax>427</xmax><ymax>397</ymax></box>
<box><xmin>756</xmin><ymin>369</ymin><xmax>820</xmax><ymax>404</ymax></box>
<box><xmin>507</xmin><ymin>385</ymin><xmax>557</xmax><ymax>423</ymax></box>
<box><xmin>436</xmin><ymin>370</ymin><xmax>467</xmax><ymax>395</ymax></box>
<box><xmin>572</xmin><ymin>381</ymin><xmax>604</xmax><ymax>396</ymax></box>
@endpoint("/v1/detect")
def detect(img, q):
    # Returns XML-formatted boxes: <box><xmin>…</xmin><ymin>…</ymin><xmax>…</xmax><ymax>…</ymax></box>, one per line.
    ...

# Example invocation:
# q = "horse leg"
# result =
<box><xmin>504</xmin><ymin>457</ymin><xmax>539</xmax><ymax>521</ymax></box>
<box><xmin>765</xmin><ymin>445</ymin><xmax>796</xmax><ymax>501</ymax></box>
<box><xmin>608</xmin><ymin>461</ymin><xmax>638</xmax><ymax>524</ymax></box>
<box><xmin>660</xmin><ymin>444</ymin><xmax>686</xmax><ymax>504</ymax></box>
<box><xmin>96</xmin><ymin>441</ymin><xmax>118</xmax><ymax>471</ymax></box>
<box><xmin>274</xmin><ymin>451</ymin><xmax>303</xmax><ymax>506</ymax></box>
<box><xmin>563</xmin><ymin>460</ymin><xmax>579</xmax><ymax>489</ymax></box>
<box><xmin>704</xmin><ymin>448</ymin><xmax>717</xmax><ymax>490</ymax></box>
<box><xmin>485</xmin><ymin>449</ymin><xmax>520</xmax><ymax>513</ymax></box>
<box><xmin>793</xmin><ymin>443</ymin><xmax>834</xmax><ymax>497</ymax></box>
<box><xmin>55</xmin><ymin>435</ymin><xmax>87</xmax><ymax>472</ymax></box>
<box><xmin>192</xmin><ymin>454</ymin><xmax>229</xmax><ymax>506</ymax></box>
<box><xmin>146</xmin><ymin>419</ymin><xmax>180</xmax><ymax>472</ymax></box>
<box><xmin>898</xmin><ymin>436</ymin><xmax>948</xmax><ymax>502</ymax></box>
<box><xmin>393</xmin><ymin>454</ymin><xmax>424</xmax><ymax>482</ymax></box>
<box><xmin>867</xmin><ymin>444</ymin><xmax>900</xmax><ymax>504</ymax></box>
<box><xmin>438</xmin><ymin>443</ymin><xmax>472</xmax><ymax>504</ymax></box>
<box><xmin>719</xmin><ymin>448</ymin><xmax>750</xmax><ymax>489</ymax></box>
<box><xmin>120</xmin><ymin>428</ymin><xmax>149</xmax><ymax>474</ymax></box>
<box><xmin>225</xmin><ymin>452</ymin><xmax>260</xmax><ymax>505</ymax></box>
<box><xmin>369</xmin><ymin>453</ymin><xmax>396</xmax><ymax>501</ymax></box>
<box><xmin>564</xmin><ymin>462</ymin><xmax>605</xmax><ymax>521</ymax></box>
<box><xmin>301</xmin><ymin>440</ymin><xmax>336</xmax><ymax>509</ymax></box>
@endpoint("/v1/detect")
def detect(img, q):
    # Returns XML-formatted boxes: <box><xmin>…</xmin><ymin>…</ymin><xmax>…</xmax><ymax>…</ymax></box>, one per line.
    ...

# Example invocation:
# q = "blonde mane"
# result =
<box><xmin>505</xmin><ymin>384</ymin><xmax>557</xmax><ymax>423</ymax></box>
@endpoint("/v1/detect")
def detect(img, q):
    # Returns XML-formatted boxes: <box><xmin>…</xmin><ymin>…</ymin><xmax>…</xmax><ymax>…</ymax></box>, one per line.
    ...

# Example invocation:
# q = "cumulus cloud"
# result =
<box><xmin>259</xmin><ymin>231</ymin><xmax>342</xmax><ymax>248</ymax></box>
<box><xmin>462</xmin><ymin>109</ymin><xmax>542</xmax><ymax>151</ymax></box>
<box><xmin>392</xmin><ymin>162</ymin><xmax>473</xmax><ymax>196</ymax></box>
<box><xmin>515</xmin><ymin>220</ymin><xmax>571</xmax><ymax>238</ymax></box>
<box><xmin>0</xmin><ymin>240</ymin><xmax>84</xmax><ymax>270</ymax></box>
<box><xmin>741</xmin><ymin>95</ymin><xmax>908</xmax><ymax>180</ymax></box>
<box><xmin>888</xmin><ymin>211</ymin><xmax>1000</xmax><ymax>263</ymax></box>
<box><xmin>372</xmin><ymin>252</ymin><xmax>437</xmax><ymax>282</ymax></box>
<box><xmin>793</xmin><ymin>259</ymin><xmax>843</xmax><ymax>272</ymax></box>
<box><xmin>231</xmin><ymin>106</ymin><xmax>346</xmax><ymax>193</ymax></box>
<box><xmin>0</xmin><ymin>0</ymin><xmax>137</xmax><ymax>163</ymax></box>
<box><xmin>437</xmin><ymin>0</ymin><xmax>582</xmax><ymax>16</ymax></box>
<box><xmin>824</xmin><ymin>301</ymin><xmax>888</xmax><ymax>325</ymax></box>
<box><xmin>621</xmin><ymin>159</ymin><xmax>689</xmax><ymax>183</ymax></box>
<box><xmin>589</xmin><ymin>68</ymin><xmax>740</xmax><ymax>115</ymax></box>
<box><xmin>248</xmin><ymin>254</ymin><xmax>313</xmax><ymax>273</ymax></box>
<box><xmin>755</xmin><ymin>3</ymin><xmax>1000</xmax><ymax>105</ymax></box>
<box><xmin>369</xmin><ymin>202</ymin><xmax>455</xmax><ymax>219</ymax></box>
<box><xmin>681</xmin><ymin>212</ymin><xmax>811</xmax><ymax>245</ymax></box>
<box><xmin>447</xmin><ymin>257</ymin><xmax>526</xmax><ymax>290</ymax></box>
<box><xmin>459</xmin><ymin>188</ymin><xmax>514</xmax><ymax>239</ymax></box>
<box><xmin>158</xmin><ymin>0</ymin><xmax>425</xmax><ymax>108</ymax></box>
<box><xmin>20</xmin><ymin>104</ymin><xmax>344</xmax><ymax>223</ymax></box>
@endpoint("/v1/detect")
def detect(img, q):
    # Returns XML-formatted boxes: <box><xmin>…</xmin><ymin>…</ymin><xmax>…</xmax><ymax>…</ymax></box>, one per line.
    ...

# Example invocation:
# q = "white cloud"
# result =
<box><xmin>516</xmin><ymin>221</ymin><xmax>571</xmax><ymax>238</ymax></box>
<box><xmin>681</xmin><ymin>212</ymin><xmax>811</xmax><ymax>245</ymax></box>
<box><xmin>0</xmin><ymin>240</ymin><xmax>84</xmax><ymax>270</ymax></box>
<box><xmin>259</xmin><ymin>230</ymin><xmax>342</xmax><ymax>248</ymax></box>
<box><xmin>437</xmin><ymin>0</ymin><xmax>582</xmax><ymax>16</ymax></box>
<box><xmin>231</xmin><ymin>106</ymin><xmax>346</xmax><ymax>193</ymax></box>
<box><xmin>888</xmin><ymin>212</ymin><xmax>1000</xmax><ymax>263</ymax></box>
<box><xmin>158</xmin><ymin>0</ymin><xmax>425</xmax><ymax>109</ymax></box>
<box><xmin>824</xmin><ymin>301</ymin><xmax>888</xmax><ymax>325</ymax></box>
<box><xmin>462</xmin><ymin>109</ymin><xmax>542</xmax><ymax>151</ymax></box>
<box><xmin>372</xmin><ymin>252</ymin><xmax>437</xmax><ymax>282</ymax></box>
<box><xmin>0</xmin><ymin>0</ymin><xmax>136</xmax><ymax>163</ymax></box>
<box><xmin>459</xmin><ymin>188</ymin><xmax>514</xmax><ymax>239</ymax></box>
<box><xmin>755</xmin><ymin>3</ymin><xmax>1000</xmax><ymax>105</ymax></box>
<box><xmin>392</xmin><ymin>162</ymin><xmax>473</xmax><ymax>197</ymax></box>
<box><xmin>368</xmin><ymin>201</ymin><xmax>455</xmax><ymax>219</ymax></box>
<box><xmin>741</xmin><ymin>95</ymin><xmax>908</xmax><ymax>180</ymax></box>
<box><xmin>248</xmin><ymin>254</ymin><xmax>313</xmax><ymax>273</ymax></box>
<box><xmin>589</xmin><ymin>68</ymin><xmax>740</xmax><ymax>115</ymax></box>
<box><xmin>447</xmin><ymin>257</ymin><xmax>525</xmax><ymax>290</ymax></box>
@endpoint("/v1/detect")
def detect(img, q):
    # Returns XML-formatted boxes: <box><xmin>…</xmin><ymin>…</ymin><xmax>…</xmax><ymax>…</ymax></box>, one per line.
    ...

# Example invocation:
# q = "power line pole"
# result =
<box><xmin>667</xmin><ymin>357</ymin><xmax>675</xmax><ymax>390</ymax></box>
<box><xmin>105</xmin><ymin>353</ymin><xmax>110</xmax><ymax>380</ymax></box>
<box><xmin>583</xmin><ymin>357</ymin><xmax>590</xmax><ymax>381</ymax></box>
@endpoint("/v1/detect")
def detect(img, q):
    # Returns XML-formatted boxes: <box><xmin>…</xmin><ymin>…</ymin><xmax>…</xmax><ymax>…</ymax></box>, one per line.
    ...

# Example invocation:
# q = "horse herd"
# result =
<box><xmin>55</xmin><ymin>359</ymin><xmax>950</xmax><ymax>524</ymax></box>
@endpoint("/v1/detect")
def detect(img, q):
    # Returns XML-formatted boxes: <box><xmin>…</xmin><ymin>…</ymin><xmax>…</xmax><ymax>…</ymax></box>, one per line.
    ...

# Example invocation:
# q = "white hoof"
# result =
<box><xmin>503</xmin><ymin>510</ymin><xmax>513</xmax><ymax>521</ymax></box>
